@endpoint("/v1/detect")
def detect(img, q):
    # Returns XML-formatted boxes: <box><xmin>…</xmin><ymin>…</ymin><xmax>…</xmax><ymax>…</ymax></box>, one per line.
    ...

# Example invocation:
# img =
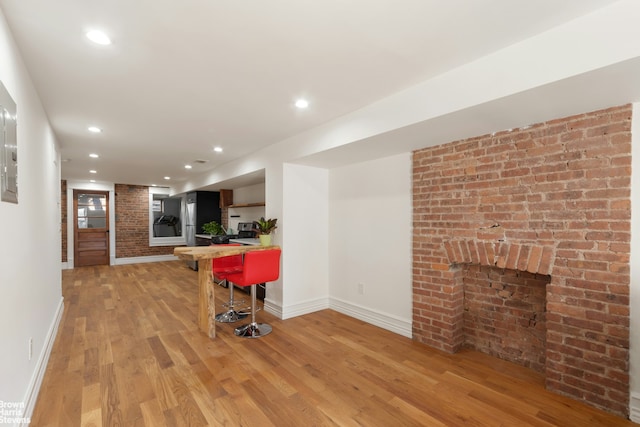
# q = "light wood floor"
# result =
<box><xmin>31</xmin><ymin>261</ymin><xmax>635</xmax><ymax>426</ymax></box>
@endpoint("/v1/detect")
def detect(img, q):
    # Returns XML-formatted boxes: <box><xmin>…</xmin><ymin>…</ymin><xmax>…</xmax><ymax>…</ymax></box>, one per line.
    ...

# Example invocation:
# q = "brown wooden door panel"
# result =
<box><xmin>78</xmin><ymin>249</ymin><xmax>107</xmax><ymax>256</ymax></box>
<box><xmin>78</xmin><ymin>241</ymin><xmax>107</xmax><ymax>249</ymax></box>
<box><xmin>78</xmin><ymin>231</ymin><xmax>107</xmax><ymax>239</ymax></box>
<box><xmin>74</xmin><ymin>190</ymin><xmax>110</xmax><ymax>267</ymax></box>
<box><xmin>77</xmin><ymin>236</ymin><xmax>108</xmax><ymax>248</ymax></box>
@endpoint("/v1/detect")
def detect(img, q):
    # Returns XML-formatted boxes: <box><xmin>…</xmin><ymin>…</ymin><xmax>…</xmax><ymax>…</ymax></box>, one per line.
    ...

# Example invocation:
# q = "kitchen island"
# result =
<box><xmin>174</xmin><ymin>244</ymin><xmax>279</xmax><ymax>338</ymax></box>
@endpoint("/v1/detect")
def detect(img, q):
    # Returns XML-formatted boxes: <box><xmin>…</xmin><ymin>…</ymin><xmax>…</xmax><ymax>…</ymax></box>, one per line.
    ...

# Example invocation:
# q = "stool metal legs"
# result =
<box><xmin>215</xmin><ymin>280</ymin><xmax>248</xmax><ymax>323</ymax></box>
<box><xmin>234</xmin><ymin>284</ymin><xmax>272</xmax><ymax>338</ymax></box>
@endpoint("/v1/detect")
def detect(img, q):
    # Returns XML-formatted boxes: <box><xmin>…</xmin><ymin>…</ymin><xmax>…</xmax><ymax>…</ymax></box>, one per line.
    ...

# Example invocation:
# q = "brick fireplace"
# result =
<box><xmin>412</xmin><ymin>105</ymin><xmax>631</xmax><ymax>417</ymax></box>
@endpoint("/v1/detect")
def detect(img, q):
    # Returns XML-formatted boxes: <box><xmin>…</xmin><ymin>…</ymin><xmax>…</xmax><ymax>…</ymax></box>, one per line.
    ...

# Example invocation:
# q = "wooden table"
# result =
<box><xmin>174</xmin><ymin>245</ymin><xmax>280</xmax><ymax>338</ymax></box>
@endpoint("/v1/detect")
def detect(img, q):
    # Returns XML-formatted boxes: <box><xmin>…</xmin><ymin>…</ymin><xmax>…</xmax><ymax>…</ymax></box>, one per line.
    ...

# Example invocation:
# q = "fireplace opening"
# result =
<box><xmin>462</xmin><ymin>265</ymin><xmax>550</xmax><ymax>373</ymax></box>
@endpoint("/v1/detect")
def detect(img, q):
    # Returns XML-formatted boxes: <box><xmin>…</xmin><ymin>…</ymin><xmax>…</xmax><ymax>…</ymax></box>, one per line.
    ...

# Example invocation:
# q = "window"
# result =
<box><xmin>149</xmin><ymin>187</ymin><xmax>186</xmax><ymax>246</ymax></box>
<box><xmin>77</xmin><ymin>193</ymin><xmax>107</xmax><ymax>229</ymax></box>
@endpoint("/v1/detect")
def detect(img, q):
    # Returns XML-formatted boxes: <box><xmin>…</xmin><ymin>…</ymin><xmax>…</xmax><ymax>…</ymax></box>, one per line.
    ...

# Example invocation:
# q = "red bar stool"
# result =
<box><xmin>212</xmin><ymin>244</ymin><xmax>248</xmax><ymax>323</ymax></box>
<box><xmin>225</xmin><ymin>248</ymin><xmax>281</xmax><ymax>338</ymax></box>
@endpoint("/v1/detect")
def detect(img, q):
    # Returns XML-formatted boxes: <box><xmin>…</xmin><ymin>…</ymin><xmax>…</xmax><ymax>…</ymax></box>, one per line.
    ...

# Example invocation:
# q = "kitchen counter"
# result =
<box><xmin>195</xmin><ymin>233</ymin><xmax>239</xmax><ymax>245</ymax></box>
<box><xmin>229</xmin><ymin>238</ymin><xmax>260</xmax><ymax>246</ymax></box>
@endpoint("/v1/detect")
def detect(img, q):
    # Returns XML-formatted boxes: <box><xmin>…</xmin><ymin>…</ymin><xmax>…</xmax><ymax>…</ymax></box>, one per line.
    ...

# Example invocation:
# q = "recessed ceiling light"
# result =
<box><xmin>86</xmin><ymin>30</ymin><xmax>111</xmax><ymax>45</ymax></box>
<box><xmin>295</xmin><ymin>99</ymin><xmax>309</xmax><ymax>109</ymax></box>
<box><xmin>164</xmin><ymin>176</ymin><xmax>170</xmax><ymax>180</ymax></box>
<box><xmin>89</xmin><ymin>153</ymin><xmax>99</xmax><ymax>158</ymax></box>
<box><xmin>213</xmin><ymin>146</ymin><xmax>223</xmax><ymax>153</ymax></box>
<box><xmin>89</xmin><ymin>170</ymin><xmax>97</xmax><ymax>174</ymax></box>
<box><xmin>184</xmin><ymin>164</ymin><xmax>192</xmax><ymax>169</ymax></box>
<box><xmin>88</xmin><ymin>126</ymin><xmax>102</xmax><ymax>133</ymax></box>
<box><xmin>90</xmin><ymin>180</ymin><xmax>96</xmax><ymax>183</ymax></box>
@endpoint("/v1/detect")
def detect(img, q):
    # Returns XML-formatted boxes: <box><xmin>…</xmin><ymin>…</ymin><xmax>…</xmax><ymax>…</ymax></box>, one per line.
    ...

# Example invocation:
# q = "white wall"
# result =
<box><xmin>0</xmin><ymin>8</ymin><xmax>63</xmax><ymax>422</ymax></box>
<box><xmin>278</xmin><ymin>163</ymin><xmax>329</xmax><ymax>318</ymax></box>
<box><xmin>227</xmin><ymin>182</ymin><xmax>265</xmax><ymax>233</ymax></box>
<box><xmin>328</xmin><ymin>153</ymin><xmax>412</xmax><ymax>337</ymax></box>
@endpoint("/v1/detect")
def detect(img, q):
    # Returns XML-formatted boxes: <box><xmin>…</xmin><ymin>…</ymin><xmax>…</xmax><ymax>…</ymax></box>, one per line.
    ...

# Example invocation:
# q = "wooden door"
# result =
<box><xmin>74</xmin><ymin>190</ymin><xmax>110</xmax><ymax>266</ymax></box>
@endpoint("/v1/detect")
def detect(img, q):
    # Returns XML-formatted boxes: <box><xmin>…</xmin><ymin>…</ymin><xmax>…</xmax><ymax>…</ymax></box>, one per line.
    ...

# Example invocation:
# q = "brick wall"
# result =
<box><xmin>115</xmin><ymin>184</ymin><xmax>175</xmax><ymax>258</ymax></box>
<box><xmin>412</xmin><ymin>104</ymin><xmax>631</xmax><ymax>417</ymax></box>
<box><xmin>221</xmin><ymin>206</ymin><xmax>229</xmax><ymax>229</ymax></box>
<box><xmin>463</xmin><ymin>265</ymin><xmax>548</xmax><ymax>373</ymax></box>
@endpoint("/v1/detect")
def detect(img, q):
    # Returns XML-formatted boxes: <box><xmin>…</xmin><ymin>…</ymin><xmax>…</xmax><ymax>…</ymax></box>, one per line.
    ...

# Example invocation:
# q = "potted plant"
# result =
<box><xmin>253</xmin><ymin>217</ymin><xmax>277</xmax><ymax>246</ymax></box>
<box><xmin>201</xmin><ymin>221</ymin><xmax>228</xmax><ymax>244</ymax></box>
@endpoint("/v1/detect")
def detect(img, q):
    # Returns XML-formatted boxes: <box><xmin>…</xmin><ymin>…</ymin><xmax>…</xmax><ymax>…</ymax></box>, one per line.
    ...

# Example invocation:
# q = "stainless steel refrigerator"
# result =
<box><xmin>185</xmin><ymin>191</ymin><xmax>221</xmax><ymax>270</ymax></box>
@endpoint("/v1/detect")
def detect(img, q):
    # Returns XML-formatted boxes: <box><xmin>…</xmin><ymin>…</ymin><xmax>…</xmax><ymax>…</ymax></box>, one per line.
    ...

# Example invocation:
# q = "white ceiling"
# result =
<box><xmin>0</xmin><ymin>0</ymin><xmax>624</xmax><ymax>188</ymax></box>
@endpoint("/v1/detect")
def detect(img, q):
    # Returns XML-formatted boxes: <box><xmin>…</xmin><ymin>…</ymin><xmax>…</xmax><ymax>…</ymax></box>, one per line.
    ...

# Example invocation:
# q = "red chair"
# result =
<box><xmin>225</xmin><ymin>248</ymin><xmax>281</xmax><ymax>338</ymax></box>
<box><xmin>212</xmin><ymin>244</ymin><xmax>247</xmax><ymax>323</ymax></box>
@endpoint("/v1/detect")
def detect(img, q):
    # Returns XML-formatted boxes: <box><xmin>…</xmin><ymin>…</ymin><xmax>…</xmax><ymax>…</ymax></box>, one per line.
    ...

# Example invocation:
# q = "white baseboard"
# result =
<box><xmin>21</xmin><ymin>297</ymin><xmax>64</xmax><ymax>426</ymax></box>
<box><xmin>114</xmin><ymin>254</ymin><xmax>179</xmax><ymax>265</ymax></box>
<box><xmin>265</xmin><ymin>296</ymin><xmax>411</xmax><ymax>338</ymax></box>
<box><xmin>263</xmin><ymin>298</ymin><xmax>282</xmax><ymax>318</ymax></box>
<box><xmin>62</xmin><ymin>255</ymin><xmax>178</xmax><ymax>269</ymax></box>
<box><xmin>329</xmin><ymin>297</ymin><xmax>412</xmax><ymax>338</ymax></box>
<box><xmin>631</xmin><ymin>392</ymin><xmax>640</xmax><ymax>423</ymax></box>
<box><xmin>283</xmin><ymin>297</ymin><xmax>330</xmax><ymax>320</ymax></box>
<box><xmin>263</xmin><ymin>297</ymin><xmax>330</xmax><ymax>319</ymax></box>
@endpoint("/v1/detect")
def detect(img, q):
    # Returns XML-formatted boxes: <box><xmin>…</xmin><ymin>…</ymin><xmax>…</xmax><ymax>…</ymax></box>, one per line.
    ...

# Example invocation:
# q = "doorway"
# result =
<box><xmin>73</xmin><ymin>190</ymin><xmax>110</xmax><ymax>266</ymax></box>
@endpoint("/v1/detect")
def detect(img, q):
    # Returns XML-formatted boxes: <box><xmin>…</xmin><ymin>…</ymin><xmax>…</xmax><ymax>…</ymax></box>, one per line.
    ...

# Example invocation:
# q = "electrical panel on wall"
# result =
<box><xmin>0</xmin><ymin>80</ymin><xmax>17</xmax><ymax>204</ymax></box>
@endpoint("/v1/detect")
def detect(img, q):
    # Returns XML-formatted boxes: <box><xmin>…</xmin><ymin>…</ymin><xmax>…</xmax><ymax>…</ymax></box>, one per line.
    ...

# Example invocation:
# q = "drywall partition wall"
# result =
<box><xmin>328</xmin><ymin>153</ymin><xmax>412</xmax><ymax>337</ymax></box>
<box><xmin>262</xmin><ymin>162</ymin><xmax>284</xmax><ymax>314</ymax></box>
<box><xmin>280</xmin><ymin>163</ymin><xmax>329</xmax><ymax>318</ymax></box>
<box><xmin>0</xmin><ymin>7</ymin><xmax>63</xmax><ymax>421</ymax></box>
